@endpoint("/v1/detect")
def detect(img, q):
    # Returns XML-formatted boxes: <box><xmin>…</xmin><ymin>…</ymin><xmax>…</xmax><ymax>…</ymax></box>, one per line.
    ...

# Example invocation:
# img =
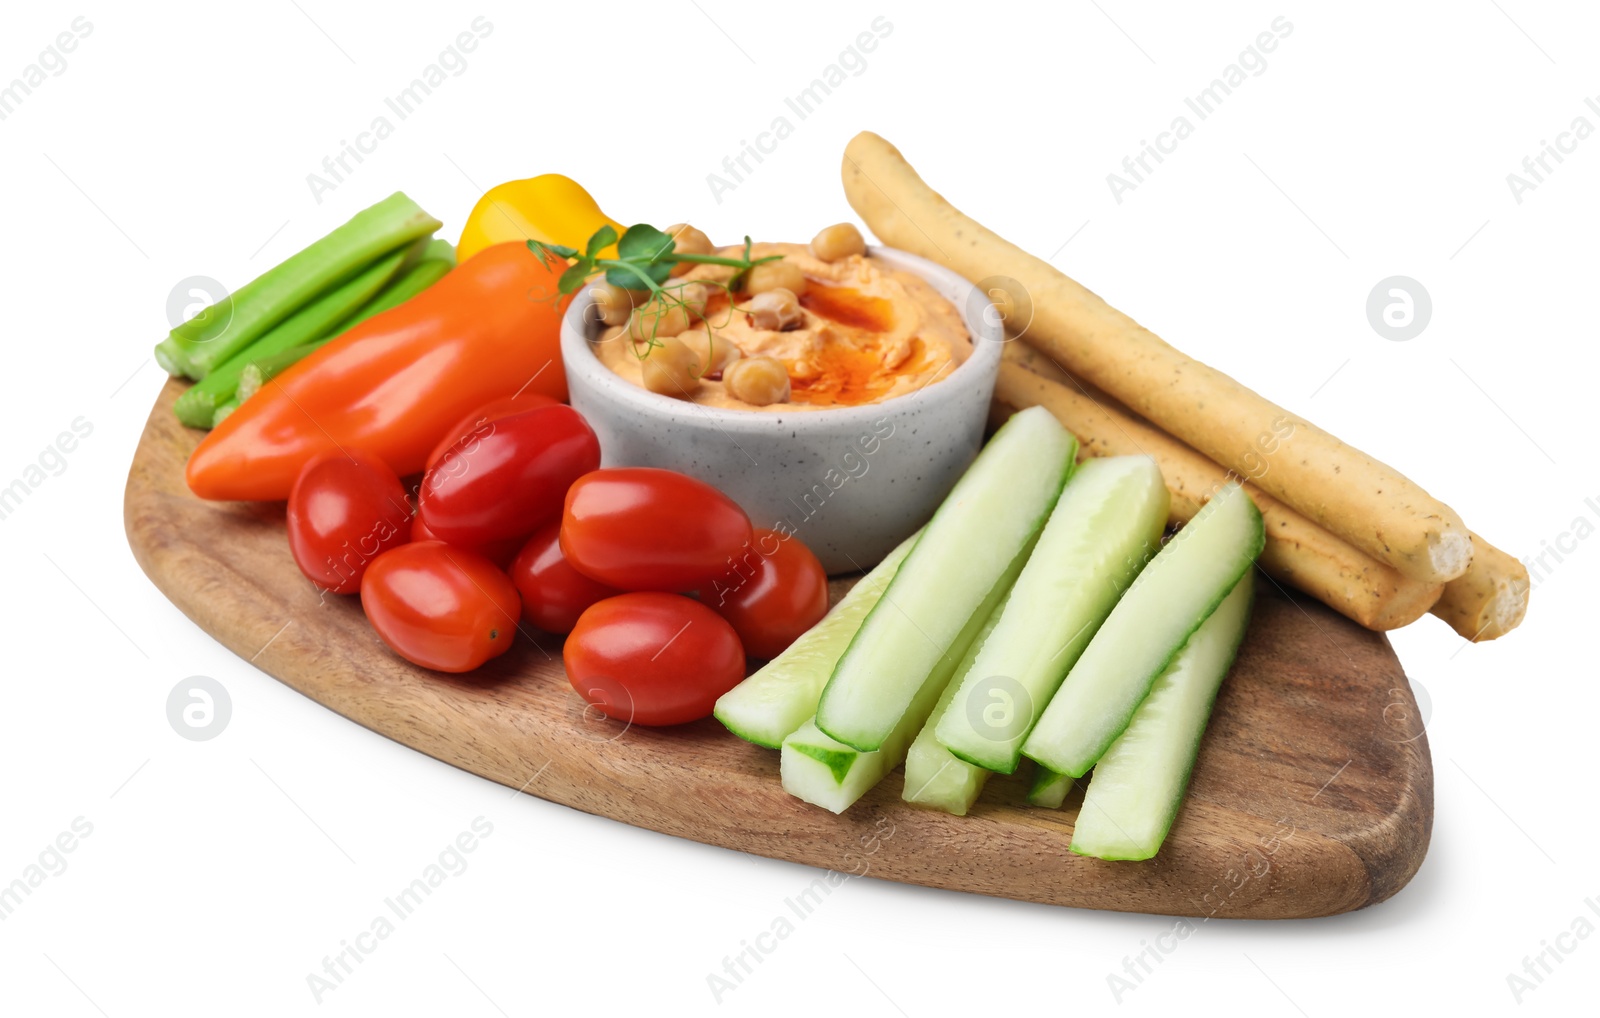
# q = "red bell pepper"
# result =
<box><xmin>185</xmin><ymin>242</ymin><xmax>572</xmax><ymax>501</ymax></box>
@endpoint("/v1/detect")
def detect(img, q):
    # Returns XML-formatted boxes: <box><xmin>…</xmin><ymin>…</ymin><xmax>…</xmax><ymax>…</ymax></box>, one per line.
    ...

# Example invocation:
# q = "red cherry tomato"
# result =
<box><xmin>360</xmin><ymin>541</ymin><xmax>521</xmax><ymax>673</ymax></box>
<box><xmin>411</xmin><ymin>513</ymin><xmax>526</xmax><ymax>569</ymax></box>
<box><xmin>286</xmin><ymin>450</ymin><xmax>413</xmax><ymax>595</ymax></box>
<box><xmin>697</xmin><ymin>529</ymin><xmax>829</xmax><ymax>659</ymax></box>
<box><xmin>564</xmin><ymin>593</ymin><xmax>745</xmax><ymax>726</ymax></box>
<box><xmin>418</xmin><ymin>404</ymin><xmax>599</xmax><ymax>547</ymax></box>
<box><xmin>424</xmin><ymin>391</ymin><xmax>559</xmax><ymax>473</ymax></box>
<box><xmin>509</xmin><ymin>522</ymin><xmax>622</xmax><ymax>634</ymax></box>
<box><xmin>560</xmin><ymin>468</ymin><xmax>753</xmax><ymax>591</ymax></box>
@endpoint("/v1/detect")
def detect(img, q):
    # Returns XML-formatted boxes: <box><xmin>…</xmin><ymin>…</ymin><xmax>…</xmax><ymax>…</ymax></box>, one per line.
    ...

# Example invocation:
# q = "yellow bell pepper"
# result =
<box><xmin>455</xmin><ymin>174</ymin><xmax>624</xmax><ymax>263</ymax></box>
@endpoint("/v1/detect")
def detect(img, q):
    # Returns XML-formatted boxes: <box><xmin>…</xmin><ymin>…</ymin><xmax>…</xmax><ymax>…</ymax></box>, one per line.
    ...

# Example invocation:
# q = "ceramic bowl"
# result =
<box><xmin>560</xmin><ymin>246</ymin><xmax>1003</xmax><ymax>574</ymax></box>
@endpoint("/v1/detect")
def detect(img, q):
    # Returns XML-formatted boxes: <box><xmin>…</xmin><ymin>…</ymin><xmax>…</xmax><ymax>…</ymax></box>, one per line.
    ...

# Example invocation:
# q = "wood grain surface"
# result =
<box><xmin>125</xmin><ymin>377</ymin><xmax>1432</xmax><ymax>918</ymax></box>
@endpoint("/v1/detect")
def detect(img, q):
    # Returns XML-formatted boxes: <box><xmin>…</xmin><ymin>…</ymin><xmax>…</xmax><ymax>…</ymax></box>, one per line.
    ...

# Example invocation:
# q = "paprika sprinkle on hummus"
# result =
<box><xmin>589</xmin><ymin>230</ymin><xmax>971</xmax><ymax>412</ymax></box>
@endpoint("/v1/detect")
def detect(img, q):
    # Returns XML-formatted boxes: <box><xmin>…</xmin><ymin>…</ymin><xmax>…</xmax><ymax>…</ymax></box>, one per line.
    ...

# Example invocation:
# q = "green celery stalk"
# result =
<box><xmin>348</xmin><ymin>238</ymin><xmax>455</xmax><ymax>319</ymax></box>
<box><xmin>223</xmin><ymin>241</ymin><xmax>456</xmax><ymax>422</ymax></box>
<box><xmin>155</xmin><ymin>192</ymin><xmax>442</xmax><ymax>379</ymax></box>
<box><xmin>172</xmin><ymin>237</ymin><xmax>428</xmax><ymax>429</ymax></box>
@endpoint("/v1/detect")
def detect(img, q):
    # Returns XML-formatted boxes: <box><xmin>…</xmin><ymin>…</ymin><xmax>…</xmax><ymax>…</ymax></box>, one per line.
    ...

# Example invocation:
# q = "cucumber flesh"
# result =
<box><xmin>782</xmin><ymin>542</ymin><xmax>1030</xmax><ymax>814</ymax></box>
<box><xmin>815</xmin><ymin>407</ymin><xmax>1076</xmax><ymax>752</ymax></box>
<box><xmin>1071</xmin><ymin>573</ymin><xmax>1255</xmax><ymax>860</ymax></box>
<box><xmin>932</xmin><ymin>457</ymin><xmax>1169</xmax><ymax>773</ymax></box>
<box><xmin>1026</xmin><ymin>765</ymin><xmax>1075</xmax><ymax>809</ymax></box>
<box><xmin>1021</xmin><ymin>482</ymin><xmax>1263</xmax><ymax>777</ymax></box>
<box><xmin>714</xmin><ymin>532</ymin><xmax>918</xmax><ymax>748</ymax></box>
<box><xmin>902</xmin><ymin>592</ymin><xmax>1007</xmax><ymax>816</ymax></box>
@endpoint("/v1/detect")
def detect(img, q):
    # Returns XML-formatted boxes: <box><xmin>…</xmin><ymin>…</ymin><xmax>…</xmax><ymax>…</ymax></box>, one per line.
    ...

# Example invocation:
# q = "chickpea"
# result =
<box><xmin>639</xmin><ymin>335</ymin><xmax>701</xmax><ymax>398</ymax></box>
<box><xmin>746</xmin><ymin>287</ymin><xmax>804</xmax><ymax>331</ymax></box>
<box><xmin>586</xmin><ymin>281</ymin><xmax>636</xmax><ymax>327</ymax></box>
<box><xmin>679</xmin><ymin>328</ymin><xmax>741</xmax><ymax>377</ymax></box>
<box><xmin>723</xmin><ymin>355</ymin><xmax>791</xmax><ymax>406</ymax></box>
<box><xmin>667</xmin><ymin>223</ymin><xmax>714</xmax><ymax>276</ymax></box>
<box><xmin>810</xmin><ymin>222</ymin><xmax>866</xmax><ymax>262</ymax></box>
<box><xmin>745</xmin><ymin>258</ymin><xmax>808</xmax><ymax>297</ymax></box>
<box><xmin>629</xmin><ymin>297</ymin><xmax>691</xmax><ymax>341</ymax></box>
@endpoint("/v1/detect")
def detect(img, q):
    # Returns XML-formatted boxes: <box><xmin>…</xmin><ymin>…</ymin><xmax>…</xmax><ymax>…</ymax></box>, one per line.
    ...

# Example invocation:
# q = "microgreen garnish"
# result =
<box><xmin>529</xmin><ymin>224</ymin><xmax>782</xmax><ymax>298</ymax></box>
<box><xmin>530</xmin><ymin>224</ymin><xmax>781</xmax><ymax>371</ymax></box>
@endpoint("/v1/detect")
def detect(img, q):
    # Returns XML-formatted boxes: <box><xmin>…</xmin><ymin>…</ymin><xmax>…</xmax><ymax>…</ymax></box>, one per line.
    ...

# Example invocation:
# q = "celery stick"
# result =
<box><xmin>236</xmin><ymin>355</ymin><xmax>290</xmax><ymax>404</ymax></box>
<box><xmin>337</xmin><ymin>239</ymin><xmax>454</xmax><ymax>321</ymax></box>
<box><xmin>210</xmin><ymin>399</ymin><xmax>239</xmax><ymax>427</ymax></box>
<box><xmin>156</xmin><ymin>192</ymin><xmax>441</xmax><ymax>379</ymax></box>
<box><xmin>233</xmin><ymin>246</ymin><xmax>455</xmax><ymax>406</ymax></box>
<box><xmin>172</xmin><ymin>238</ymin><xmax>425</xmax><ymax>428</ymax></box>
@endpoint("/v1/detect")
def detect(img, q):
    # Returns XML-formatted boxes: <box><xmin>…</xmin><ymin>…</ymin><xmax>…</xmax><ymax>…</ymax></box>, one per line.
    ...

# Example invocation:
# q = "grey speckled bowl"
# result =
<box><xmin>560</xmin><ymin>246</ymin><xmax>1003</xmax><ymax>574</ymax></box>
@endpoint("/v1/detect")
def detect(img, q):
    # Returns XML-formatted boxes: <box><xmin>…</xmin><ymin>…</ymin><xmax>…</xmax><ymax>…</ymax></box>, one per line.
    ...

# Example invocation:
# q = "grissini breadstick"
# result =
<box><xmin>993</xmin><ymin>353</ymin><xmax>1443</xmax><ymax>631</ymax></box>
<box><xmin>1003</xmin><ymin>344</ymin><xmax>1528</xmax><ymax>641</ymax></box>
<box><xmin>842</xmin><ymin>130</ymin><xmax>1472</xmax><ymax>585</ymax></box>
<box><xmin>1430</xmin><ymin>535</ymin><xmax>1529</xmax><ymax>641</ymax></box>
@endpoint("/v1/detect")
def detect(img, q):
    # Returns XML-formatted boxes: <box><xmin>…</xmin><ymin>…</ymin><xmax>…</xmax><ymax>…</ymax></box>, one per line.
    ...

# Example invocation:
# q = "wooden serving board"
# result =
<box><xmin>126</xmin><ymin>378</ymin><xmax>1431</xmax><ymax>919</ymax></box>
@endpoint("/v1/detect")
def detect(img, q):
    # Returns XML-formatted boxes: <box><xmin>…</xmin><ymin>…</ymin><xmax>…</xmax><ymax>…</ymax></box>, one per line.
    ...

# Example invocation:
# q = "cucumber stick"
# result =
<box><xmin>1022</xmin><ymin>482</ymin><xmax>1263</xmax><ymax>777</ymax></box>
<box><xmin>714</xmin><ymin>531</ymin><xmax>919</xmax><ymax>748</ymax></box>
<box><xmin>1026</xmin><ymin>766</ymin><xmax>1075</xmax><ymax>809</ymax></box>
<box><xmin>1071</xmin><ymin>573</ymin><xmax>1254</xmax><ymax>860</ymax></box>
<box><xmin>901</xmin><ymin>591</ymin><xmax>1007</xmax><ymax>816</ymax></box>
<box><xmin>814</xmin><ymin>406</ymin><xmax>1076</xmax><ymax>752</ymax></box>
<box><xmin>782</xmin><ymin>542</ymin><xmax>1030</xmax><ymax>814</ymax></box>
<box><xmin>932</xmin><ymin>456</ymin><xmax>1169</xmax><ymax>773</ymax></box>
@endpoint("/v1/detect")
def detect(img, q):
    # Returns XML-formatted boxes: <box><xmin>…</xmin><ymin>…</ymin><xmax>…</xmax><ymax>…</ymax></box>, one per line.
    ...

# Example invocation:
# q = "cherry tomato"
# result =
<box><xmin>509</xmin><ymin>522</ymin><xmax>622</xmax><ymax>634</ymax></box>
<box><xmin>560</xmin><ymin>468</ymin><xmax>753</xmax><ymax>591</ymax></box>
<box><xmin>412</xmin><ymin>514</ymin><xmax>437</xmax><ymax>540</ymax></box>
<box><xmin>424</xmin><ymin>391</ymin><xmax>559</xmax><ymax>473</ymax></box>
<box><xmin>697</xmin><ymin>529</ymin><xmax>829</xmax><ymax>659</ymax></box>
<box><xmin>418</xmin><ymin>404</ymin><xmax>600</xmax><ymax>547</ymax></box>
<box><xmin>411</xmin><ymin>513</ymin><xmax>526</xmax><ymax>569</ymax></box>
<box><xmin>360</xmin><ymin>541</ymin><xmax>522</xmax><ymax>673</ymax></box>
<box><xmin>564</xmin><ymin>593</ymin><xmax>745</xmax><ymax>726</ymax></box>
<box><xmin>286</xmin><ymin>450</ymin><xmax>413</xmax><ymax>595</ymax></box>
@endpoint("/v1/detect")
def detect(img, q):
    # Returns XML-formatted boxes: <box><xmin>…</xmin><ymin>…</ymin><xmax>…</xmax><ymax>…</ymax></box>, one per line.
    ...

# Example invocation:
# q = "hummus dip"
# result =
<box><xmin>592</xmin><ymin>242</ymin><xmax>972</xmax><ymax>411</ymax></box>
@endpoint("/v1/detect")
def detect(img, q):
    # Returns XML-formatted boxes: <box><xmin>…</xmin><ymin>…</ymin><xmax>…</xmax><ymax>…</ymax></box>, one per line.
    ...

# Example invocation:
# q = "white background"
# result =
<box><xmin>1</xmin><ymin>2</ymin><xmax>1596</xmax><ymax>1015</ymax></box>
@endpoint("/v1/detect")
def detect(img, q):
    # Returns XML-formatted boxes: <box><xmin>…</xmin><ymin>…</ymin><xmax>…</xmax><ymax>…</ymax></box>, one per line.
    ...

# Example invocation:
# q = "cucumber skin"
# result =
<box><xmin>1069</xmin><ymin>574</ymin><xmax>1255</xmax><ymax>860</ymax></box>
<box><xmin>932</xmin><ymin>457</ymin><xmax>1170</xmax><ymax>774</ymax></box>
<box><xmin>789</xmin><ymin>742</ymin><xmax>856</xmax><ymax>784</ymax></box>
<box><xmin>714</xmin><ymin>533</ymin><xmax>918</xmax><ymax>749</ymax></box>
<box><xmin>1021</xmin><ymin>484</ymin><xmax>1265</xmax><ymax>778</ymax></box>
<box><xmin>814</xmin><ymin>408</ymin><xmax>1077</xmax><ymax>752</ymax></box>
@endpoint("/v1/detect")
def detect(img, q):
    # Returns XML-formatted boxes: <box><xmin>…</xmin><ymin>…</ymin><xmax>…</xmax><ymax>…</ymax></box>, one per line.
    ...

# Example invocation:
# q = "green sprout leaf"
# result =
<box><xmin>604</xmin><ymin>260</ymin><xmax>672</xmax><ymax>291</ymax></box>
<box><xmin>617</xmin><ymin>224</ymin><xmax>676</xmax><ymax>263</ymax></box>
<box><xmin>585</xmin><ymin>225</ymin><xmax>618</xmax><ymax>259</ymax></box>
<box><xmin>559</xmin><ymin>260</ymin><xmax>594</xmax><ymax>294</ymax></box>
<box><xmin>528</xmin><ymin>239</ymin><xmax>579</xmax><ymax>268</ymax></box>
<box><xmin>555</xmin><ymin>223</ymin><xmax>786</xmax><ymax>298</ymax></box>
